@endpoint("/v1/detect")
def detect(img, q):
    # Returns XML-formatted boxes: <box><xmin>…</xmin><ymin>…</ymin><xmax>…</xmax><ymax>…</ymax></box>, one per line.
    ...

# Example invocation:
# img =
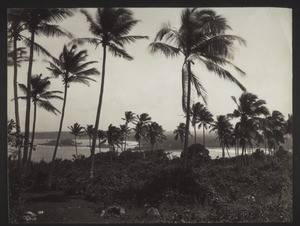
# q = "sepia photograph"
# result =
<box><xmin>6</xmin><ymin>5</ymin><xmax>293</xmax><ymax>223</ymax></box>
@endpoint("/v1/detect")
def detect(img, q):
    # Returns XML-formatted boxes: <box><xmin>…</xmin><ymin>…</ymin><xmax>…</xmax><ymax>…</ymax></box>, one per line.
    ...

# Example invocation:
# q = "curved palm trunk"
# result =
<box><xmin>74</xmin><ymin>135</ymin><xmax>78</xmax><ymax>156</ymax></box>
<box><xmin>13</xmin><ymin>35</ymin><xmax>22</xmax><ymax>170</ymax></box>
<box><xmin>184</xmin><ymin>62</ymin><xmax>192</xmax><ymax>169</ymax></box>
<box><xmin>90</xmin><ymin>45</ymin><xmax>107</xmax><ymax>179</ymax></box>
<box><xmin>22</xmin><ymin>30</ymin><xmax>35</xmax><ymax>177</ymax></box>
<box><xmin>48</xmin><ymin>84</ymin><xmax>68</xmax><ymax>189</ymax></box>
<box><xmin>27</xmin><ymin>102</ymin><xmax>37</xmax><ymax>173</ymax></box>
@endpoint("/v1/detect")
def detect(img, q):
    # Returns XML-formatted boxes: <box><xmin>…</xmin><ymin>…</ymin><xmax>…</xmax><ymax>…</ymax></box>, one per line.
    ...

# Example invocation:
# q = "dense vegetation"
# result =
<box><xmin>8</xmin><ymin>146</ymin><xmax>292</xmax><ymax>223</ymax></box>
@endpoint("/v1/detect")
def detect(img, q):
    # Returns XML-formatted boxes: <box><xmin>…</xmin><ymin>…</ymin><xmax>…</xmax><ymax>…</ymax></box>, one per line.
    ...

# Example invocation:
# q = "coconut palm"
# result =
<box><xmin>199</xmin><ymin>108</ymin><xmax>214</xmax><ymax>146</ymax></box>
<box><xmin>229</xmin><ymin>92</ymin><xmax>269</xmax><ymax>156</ymax></box>
<box><xmin>121</xmin><ymin>111</ymin><xmax>137</xmax><ymax>150</ymax></box>
<box><xmin>75</xmin><ymin>8</ymin><xmax>148</xmax><ymax>178</ymax></box>
<box><xmin>174</xmin><ymin>123</ymin><xmax>186</xmax><ymax>150</ymax></box>
<box><xmin>147</xmin><ymin>122</ymin><xmax>167</xmax><ymax>151</ymax></box>
<box><xmin>133</xmin><ymin>113</ymin><xmax>152</xmax><ymax>154</ymax></box>
<box><xmin>190</xmin><ymin>102</ymin><xmax>204</xmax><ymax>144</ymax></box>
<box><xmin>150</xmin><ymin>8</ymin><xmax>246</xmax><ymax>167</ymax></box>
<box><xmin>285</xmin><ymin>114</ymin><xmax>293</xmax><ymax>136</ymax></box>
<box><xmin>97</xmin><ymin>130</ymin><xmax>107</xmax><ymax>153</ymax></box>
<box><xmin>85</xmin><ymin>125</ymin><xmax>95</xmax><ymax>151</ymax></box>
<box><xmin>19</xmin><ymin>9</ymin><xmax>74</xmax><ymax>175</ymax></box>
<box><xmin>68</xmin><ymin>123</ymin><xmax>85</xmax><ymax>157</ymax></box>
<box><xmin>17</xmin><ymin>74</ymin><xmax>62</xmax><ymax>171</ymax></box>
<box><xmin>266</xmin><ymin>110</ymin><xmax>286</xmax><ymax>153</ymax></box>
<box><xmin>46</xmin><ymin>44</ymin><xmax>99</xmax><ymax>188</ymax></box>
<box><xmin>107</xmin><ymin>124</ymin><xmax>123</xmax><ymax>152</ymax></box>
<box><xmin>210</xmin><ymin>115</ymin><xmax>233</xmax><ymax>159</ymax></box>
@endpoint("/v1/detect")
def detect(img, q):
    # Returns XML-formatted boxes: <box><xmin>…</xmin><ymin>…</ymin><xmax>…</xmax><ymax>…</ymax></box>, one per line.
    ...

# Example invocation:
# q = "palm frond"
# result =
<box><xmin>117</xmin><ymin>35</ymin><xmax>148</xmax><ymax>45</ymax></box>
<box><xmin>71</xmin><ymin>38</ymin><xmax>101</xmax><ymax>47</ymax></box>
<box><xmin>18</xmin><ymin>83</ymin><xmax>28</xmax><ymax>95</ymax></box>
<box><xmin>195</xmin><ymin>56</ymin><xmax>246</xmax><ymax>91</ymax></box>
<box><xmin>39</xmin><ymin>24</ymin><xmax>73</xmax><ymax>38</ymax></box>
<box><xmin>149</xmin><ymin>42</ymin><xmax>181</xmax><ymax>58</ymax></box>
<box><xmin>22</xmin><ymin>36</ymin><xmax>54</xmax><ymax>58</ymax></box>
<box><xmin>107</xmin><ymin>43</ymin><xmax>133</xmax><ymax>60</ymax></box>
<box><xmin>37</xmin><ymin>100</ymin><xmax>61</xmax><ymax>115</ymax></box>
<box><xmin>80</xmin><ymin>9</ymin><xmax>103</xmax><ymax>37</ymax></box>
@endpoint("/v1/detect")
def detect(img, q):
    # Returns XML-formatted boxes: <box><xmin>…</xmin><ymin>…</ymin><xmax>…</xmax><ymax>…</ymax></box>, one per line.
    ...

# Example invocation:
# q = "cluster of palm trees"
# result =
<box><xmin>67</xmin><ymin>111</ymin><xmax>166</xmax><ymax>159</ymax></box>
<box><xmin>7</xmin><ymin>7</ymin><xmax>292</xmax><ymax>188</ymax></box>
<box><xmin>174</xmin><ymin>92</ymin><xmax>292</xmax><ymax>163</ymax></box>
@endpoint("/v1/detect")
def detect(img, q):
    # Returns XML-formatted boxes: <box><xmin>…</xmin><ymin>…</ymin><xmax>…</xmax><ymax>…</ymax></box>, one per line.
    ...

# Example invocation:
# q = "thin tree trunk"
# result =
<box><xmin>222</xmin><ymin>145</ymin><xmax>225</xmax><ymax>159</ymax></box>
<box><xmin>27</xmin><ymin>102</ymin><xmax>37</xmax><ymax>173</ymax></box>
<box><xmin>22</xmin><ymin>30</ymin><xmax>35</xmax><ymax>177</ymax></box>
<box><xmin>74</xmin><ymin>135</ymin><xmax>78</xmax><ymax>156</ymax></box>
<box><xmin>13</xmin><ymin>35</ymin><xmax>22</xmax><ymax>171</ymax></box>
<box><xmin>47</xmin><ymin>84</ymin><xmax>68</xmax><ymax>189</ymax></box>
<box><xmin>194</xmin><ymin>125</ymin><xmax>196</xmax><ymax>144</ymax></box>
<box><xmin>90</xmin><ymin>45</ymin><xmax>107</xmax><ymax>179</ymax></box>
<box><xmin>226</xmin><ymin>148</ymin><xmax>231</xmax><ymax>158</ymax></box>
<box><xmin>184</xmin><ymin>61</ymin><xmax>192</xmax><ymax>169</ymax></box>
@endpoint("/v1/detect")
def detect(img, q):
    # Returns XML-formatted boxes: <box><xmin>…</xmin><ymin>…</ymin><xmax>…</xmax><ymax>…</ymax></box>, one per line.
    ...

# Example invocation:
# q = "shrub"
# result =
<box><xmin>180</xmin><ymin>144</ymin><xmax>211</xmax><ymax>164</ymax></box>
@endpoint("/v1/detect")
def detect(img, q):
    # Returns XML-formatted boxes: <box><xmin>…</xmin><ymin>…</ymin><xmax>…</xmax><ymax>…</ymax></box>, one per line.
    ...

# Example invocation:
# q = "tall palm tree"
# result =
<box><xmin>146</xmin><ymin>122</ymin><xmax>167</xmax><ymax>151</ymax></box>
<box><xmin>20</xmin><ymin>8</ymin><xmax>74</xmax><ymax>176</ymax></box>
<box><xmin>120</xmin><ymin>124</ymin><xmax>131</xmax><ymax>151</ymax></box>
<box><xmin>210</xmin><ymin>115</ymin><xmax>233</xmax><ymax>159</ymax></box>
<box><xmin>46</xmin><ymin>44</ymin><xmax>99</xmax><ymax>188</ymax></box>
<box><xmin>229</xmin><ymin>92</ymin><xmax>269</xmax><ymax>156</ymax></box>
<box><xmin>68</xmin><ymin>123</ymin><xmax>85</xmax><ymax>157</ymax></box>
<box><xmin>150</xmin><ymin>8</ymin><xmax>246</xmax><ymax>167</ymax></box>
<box><xmin>121</xmin><ymin>111</ymin><xmax>137</xmax><ymax>150</ymax></box>
<box><xmin>17</xmin><ymin>74</ymin><xmax>62</xmax><ymax>171</ymax></box>
<box><xmin>285</xmin><ymin>114</ymin><xmax>293</xmax><ymax>137</ymax></box>
<box><xmin>75</xmin><ymin>8</ymin><xmax>148</xmax><ymax>178</ymax></box>
<box><xmin>174</xmin><ymin>123</ymin><xmax>186</xmax><ymax>150</ymax></box>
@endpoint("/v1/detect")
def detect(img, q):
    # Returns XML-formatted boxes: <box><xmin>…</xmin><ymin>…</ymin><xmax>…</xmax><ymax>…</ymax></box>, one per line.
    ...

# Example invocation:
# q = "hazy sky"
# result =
<box><xmin>7</xmin><ymin>7</ymin><xmax>292</xmax><ymax>132</ymax></box>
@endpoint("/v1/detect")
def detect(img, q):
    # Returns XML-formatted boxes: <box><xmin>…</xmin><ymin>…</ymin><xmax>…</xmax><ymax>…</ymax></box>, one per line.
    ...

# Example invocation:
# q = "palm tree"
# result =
<box><xmin>17</xmin><ymin>74</ymin><xmax>62</xmax><ymax>171</ymax></box>
<box><xmin>134</xmin><ymin>113</ymin><xmax>152</xmax><ymax>154</ymax></box>
<box><xmin>7</xmin><ymin>10</ymin><xmax>28</xmax><ymax>170</ymax></box>
<box><xmin>150</xmin><ymin>8</ymin><xmax>246</xmax><ymax>167</ymax></box>
<box><xmin>198</xmin><ymin>108</ymin><xmax>214</xmax><ymax>146</ymax></box>
<box><xmin>229</xmin><ymin>92</ymin><xmax>269</xmax><ymax>156</ymax></box>
<box><xmin>107</xmin><ymin>124</ymin><xmax>123</xmax><ymax>153</ymax></box>
<box><xmin>85</xmin><ymin>125</ymin><xmax>95</xmax><ymax>152</ymax></box>
<box><xmin>210</xmin><ymin>115</ymin><xmax>233</xmax><ymax>159</ymax></box>
<box><xmin>121</xmin><ymin>111</ymin><xmax>137</xmax><ymax>151</ymax></box>
<box><xmin>174</xmin><ymin>123</ymin><xmax>186</xmax><ymax>150</ymax></box>
<box><xmin>190</xmin><ymin>102</ymin><xmax>203</xmax><ymax>144</ymax></box>
<box><xmin>68</xmin><ymin>123</ymin><xmax>85</xmax><ymax>157</ymax></box>
<box><xmin>46</xmin><ymin>44</ymin><xmax>99</xmax><ymax>188</ymax></box>
<box><xmin>285</xmin><ymin>114</ymin><xmax>293</xmax><ymax>136</ymax></box>
<box><xmin>266</xmin><ymin>110</ymin><xmax>286</xmax><ymax>153</ymax></box>
<box><xmin>75</xmin><ymin>8</ymin><xmax>148</xmax><ymax>178</ymax></box>
<box><xmin>146</xmin><ymin>122</ymin><xmax>167</xmax><ymax>151</ymax></box>
<box><xmin>97</xmin><ymin>130</ymin><xmax>107</xmax><ymax>153</ymax></box>
<box><xmin>20</xmin><ymin>8</ymin><xmax>74</xmax><ymax>175</ymax></box>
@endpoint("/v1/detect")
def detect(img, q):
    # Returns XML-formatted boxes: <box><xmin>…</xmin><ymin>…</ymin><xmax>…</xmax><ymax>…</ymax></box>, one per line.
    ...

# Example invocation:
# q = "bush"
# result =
<box><xmin>118</xmin><ymin>149</ymin><xmax>143</xmax><ymax>163</ymax></box>
<box><xmin>252</xmin><ymin>149</ymin><xmax>265</xmax><ymax>161</ymax></box>
<box><xmin>180</xmin><ymin>144</ymin><xmax>211</xmax><ymax>164</ymax></box>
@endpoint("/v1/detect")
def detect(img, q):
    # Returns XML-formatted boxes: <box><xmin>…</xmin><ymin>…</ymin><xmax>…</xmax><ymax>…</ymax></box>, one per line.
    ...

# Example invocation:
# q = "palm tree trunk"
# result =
<box><xmin>90</xmin><ymin>45</ymin><xmax>107</xmax><ymax>179</ymax></box>
<box><xmin>75</xmin><ymin>135</ymin><xmax>78</xmax><ymax>156</ymax></box>
<box><xmin>184</xmin><ymin>61</ymin><xmax>192</xmax><ymax>169</ymax></box>
<box><xmin>22</xmin><ymin>30</ymin><xmax>35</xmax><ymax>176</ymax></box>
<box><xmin>222</xmin><ymin>145</ymin><xmax>225</xmax><ymax>159</ymax></box>
<box><xmin>47</xmin><ymin>84</ymin><xmax>68</xmax><ymax>189</ymax></box>
<box><xmin>13</xmin><ymin>35</ymin><xmax>22</xmax><ymax>171</ymax></box>
<box><xmin>27</xmin><ymin>101</ymin><xmax>37</xmax><ymax>173</ymax></box>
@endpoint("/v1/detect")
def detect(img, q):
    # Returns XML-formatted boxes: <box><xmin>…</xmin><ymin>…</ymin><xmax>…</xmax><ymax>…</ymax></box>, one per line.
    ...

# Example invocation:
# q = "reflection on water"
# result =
<box><xmin>26</xmin><ymin>139</ymin><xmax>238</xmax><ymax>162</ymax></box>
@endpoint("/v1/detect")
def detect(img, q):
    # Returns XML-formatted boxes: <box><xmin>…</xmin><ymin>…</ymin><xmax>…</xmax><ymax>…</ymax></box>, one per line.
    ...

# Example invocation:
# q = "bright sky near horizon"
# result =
<box><xmin>7</xmin><ymin>7</ymin><xmax>292</xmax><ymax>132</ymax></box>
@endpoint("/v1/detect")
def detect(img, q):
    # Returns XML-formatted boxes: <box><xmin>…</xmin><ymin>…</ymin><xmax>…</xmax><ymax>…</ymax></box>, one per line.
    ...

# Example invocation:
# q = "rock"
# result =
<box><xmin>23</xmin><ymin>211</ymin><xmax>37</xmax><ymax>222</ymax></box>
<box><xmin>106</xmin><ymin>205</ymin><xmax>126</xmax><ymax>216</ymax></box>
<box><xmin>147</xmin><ymin>207</ymin><xmax>160</xmax><ymax>218</ymax></box>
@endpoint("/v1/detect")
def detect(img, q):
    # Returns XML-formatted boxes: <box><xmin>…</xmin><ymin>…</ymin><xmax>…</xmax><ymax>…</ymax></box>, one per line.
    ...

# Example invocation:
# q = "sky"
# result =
<box><xmin>7</xmin><ymin>7</ymin><xmax>292</xmax><ymax>132</ymax></box>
